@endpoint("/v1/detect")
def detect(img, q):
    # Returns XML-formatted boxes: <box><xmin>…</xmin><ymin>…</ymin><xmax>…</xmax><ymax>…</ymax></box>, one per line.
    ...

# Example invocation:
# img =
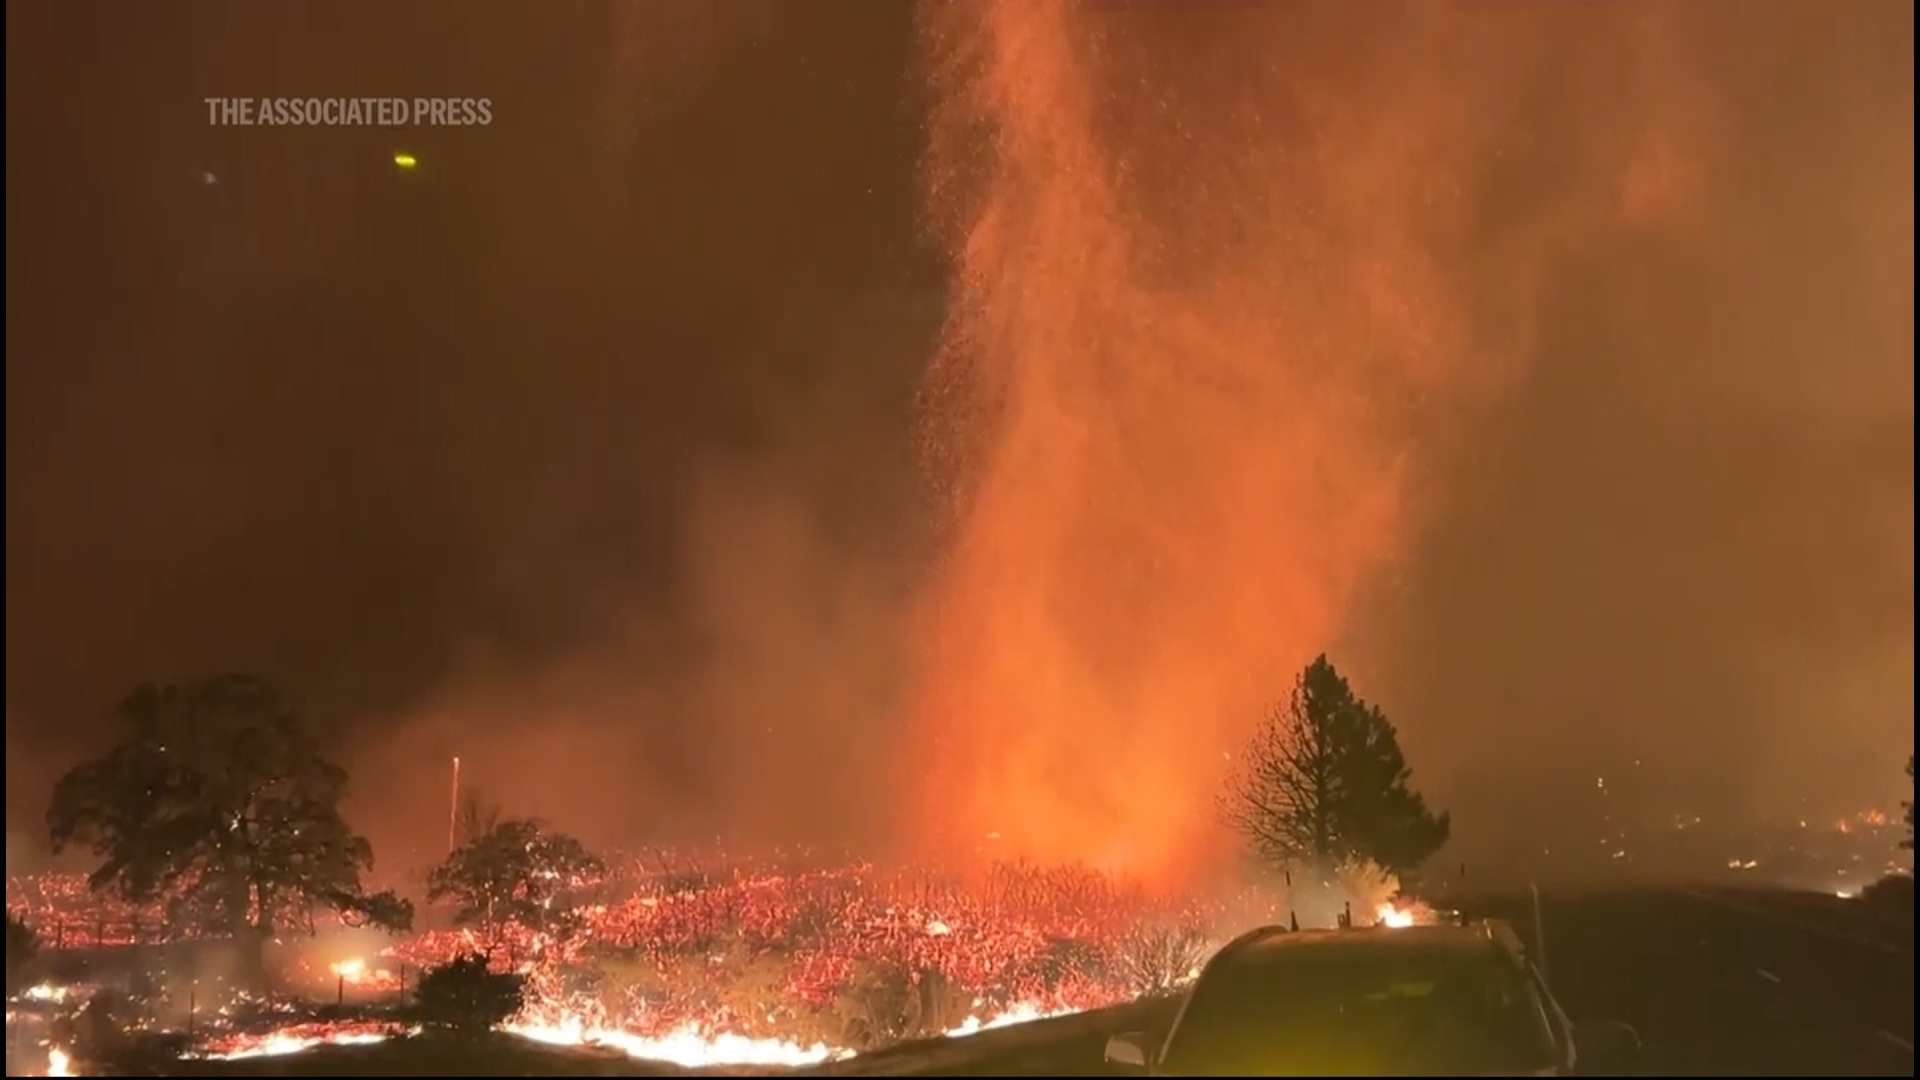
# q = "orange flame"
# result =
<box><xmin>903</xmin><ymin>1</ymin><xmax>1713</xmax><ymax>882</ymax></box>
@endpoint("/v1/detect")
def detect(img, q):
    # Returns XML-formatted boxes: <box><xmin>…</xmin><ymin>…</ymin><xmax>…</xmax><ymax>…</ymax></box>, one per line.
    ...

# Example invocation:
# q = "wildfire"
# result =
<box><xmin>1836</xmin><ymin>808</ymin><xmax>1893</xmax><ymax>834</ymax></box>
<box><xmin>941</xmin><ymin>1000</ymin><xmax>1079</xmax><ymax>1037</ymax></box>
<box><xmin>169</xmin><ymin>1001</ymin><xmax>1079</xmax><ymax>1072</ymax></box>
<box><xmin>185</xmin><ymin>999</ymin><xmax>1087</xmax><ymax>1071</ymax></box>
<box><xmin>1375</xmin><ymin>903</ymin><xmax>1416</xmax><ymax>929</ymax></box>
<box><xmin>321</xmin><ymin>956</ymin><xmax>402</xmax><ymax>992</ymax></box>
<box><xmin>197</xmin><ymin>1022</ymin><xmax>396</xmax><ymax>1060</ymax></box>
<box><xmin>8</xmin><ymin>855</ymin><xmax>1400</xmax><ymax>1070</ymax></box>
<box><xmin>507</xmin><ymin>1016</ymin><xmax>839</xmax><ymax>1069</ymax></box>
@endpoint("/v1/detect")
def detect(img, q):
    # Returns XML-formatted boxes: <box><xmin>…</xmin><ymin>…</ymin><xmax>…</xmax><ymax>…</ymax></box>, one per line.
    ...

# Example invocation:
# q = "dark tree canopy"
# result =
<box><xmin>412</xmin><ymin>952</ymin><xmax>527</xmax><ymax>1035</ymax></box>
<box><xmin>1222</xmin><ymin>655</ymin><xmax>1450</xmax><ymax>878</ymax></box>
<box><xmin>454</xmin><ymin>787</ymin><xmax>504</xmax><ymax>850</ymax></box>
<box><xmin>46</xmin><ymin>675</ymin><xmax>413</xmax><ymax>952</ymax></box>
<box><xmin>427</xmin><ymin>817</ymin><xmax>604</xmax><ymax>937</ymax></box>
<box><xmin>6</xmin><ymin>911</ymin><xmax>37</xmax><ymax>996</ymax></box>
<box><xmin>1903</xmin><ymin>755</ymin><xmax>1913</xmax><ymax>852</ymax></box>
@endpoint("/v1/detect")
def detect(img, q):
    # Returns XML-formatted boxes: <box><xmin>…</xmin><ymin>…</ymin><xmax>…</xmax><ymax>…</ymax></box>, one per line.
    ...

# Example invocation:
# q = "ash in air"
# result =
<box><xmin>3</xmin><ymin>3</ymin><xmax>1913</xmax><ymax>1075</ymax></box>
<box><xmin>3</xmin><ymin>0</ymin><xmax>1912</xmax><ymax>882</ymax></box>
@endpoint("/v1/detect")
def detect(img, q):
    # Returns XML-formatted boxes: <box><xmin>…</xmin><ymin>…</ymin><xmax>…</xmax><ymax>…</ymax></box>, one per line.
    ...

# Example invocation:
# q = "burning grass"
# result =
<box><xmin>8</xmin><ymin>854</ymin><xmax>1411</xmax><ymax>1074</ymax></box>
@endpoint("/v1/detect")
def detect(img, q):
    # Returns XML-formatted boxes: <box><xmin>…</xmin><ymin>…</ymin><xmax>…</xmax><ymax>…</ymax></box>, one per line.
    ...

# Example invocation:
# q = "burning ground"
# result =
<box><xmin>6</xmin><ymin>853</ymin><xmax>1418</xmax><ymax>1075</ymax></box>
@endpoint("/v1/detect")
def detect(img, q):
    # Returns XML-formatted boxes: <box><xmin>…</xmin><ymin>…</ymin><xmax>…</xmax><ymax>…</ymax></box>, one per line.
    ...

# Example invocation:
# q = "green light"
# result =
<box><xmin>393</xmin><ymin>152</ymin><xmax>418</xmax><ymax>170</ymax></box>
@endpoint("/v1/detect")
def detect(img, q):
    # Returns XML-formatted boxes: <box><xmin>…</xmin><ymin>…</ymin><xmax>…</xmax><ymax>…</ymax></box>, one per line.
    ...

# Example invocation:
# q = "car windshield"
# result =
<box><xmin>1159</xmin><ymin>938</ymin><xmax>1562</xmax><ymax>1076</ymax></box>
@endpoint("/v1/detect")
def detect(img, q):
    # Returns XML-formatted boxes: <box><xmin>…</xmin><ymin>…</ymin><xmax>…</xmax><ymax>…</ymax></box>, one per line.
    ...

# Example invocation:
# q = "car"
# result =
<box><xmin>1104</xmin><ymin>919</ymin><xmax>1641</xmax><ymax>1076</ymax></box>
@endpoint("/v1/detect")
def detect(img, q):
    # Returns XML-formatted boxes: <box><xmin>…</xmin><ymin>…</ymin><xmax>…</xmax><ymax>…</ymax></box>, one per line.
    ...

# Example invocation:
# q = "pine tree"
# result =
<box><xmin>1222</xmin><ymin>655</ymin><xmax>1450</xmax><ymax>877</ymax></box>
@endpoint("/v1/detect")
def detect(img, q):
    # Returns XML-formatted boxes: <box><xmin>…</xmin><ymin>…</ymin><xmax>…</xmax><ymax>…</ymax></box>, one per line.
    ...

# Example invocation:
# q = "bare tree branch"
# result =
<box><xmin>1220</xmin><ymin>655</ymin><xmax>1450</xmax><ymax>879</ymax></box>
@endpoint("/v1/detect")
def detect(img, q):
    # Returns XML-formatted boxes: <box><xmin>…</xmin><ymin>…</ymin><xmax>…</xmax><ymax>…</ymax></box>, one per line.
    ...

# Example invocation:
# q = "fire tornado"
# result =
<box><xmin>903</xmin><ymin>1</ymin><xmax>1714</xmax><ymax>878</ymax></box>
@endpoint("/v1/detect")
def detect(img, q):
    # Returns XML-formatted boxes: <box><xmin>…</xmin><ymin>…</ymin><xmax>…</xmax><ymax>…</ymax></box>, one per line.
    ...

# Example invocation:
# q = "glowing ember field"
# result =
<box><xmin>8</xmin><ymin>855</ymin><xmax>1418</xmax><ymax>1073</ymax></box>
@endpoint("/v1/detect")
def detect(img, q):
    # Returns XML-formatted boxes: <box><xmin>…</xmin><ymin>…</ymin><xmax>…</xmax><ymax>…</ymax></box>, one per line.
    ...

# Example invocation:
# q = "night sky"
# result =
<box><xmin>6</xmin><ymin>1</ymin><xmax>1913</xmax><ymax>872</ymax></box>
<box><xmin>7</xmin><ymin>1</ymin><xmax>939</xmax><ymax>856</ymax></box>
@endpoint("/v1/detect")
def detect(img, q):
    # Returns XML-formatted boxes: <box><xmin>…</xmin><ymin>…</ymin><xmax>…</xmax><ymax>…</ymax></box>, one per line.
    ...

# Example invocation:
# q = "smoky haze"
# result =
<box><xmin>904</xmin><ymin>0</ymin><xmax>1913</xmax><ymax>878</ymax></box>
<box><xmin>1363</xmin><ymin>2</ymin><xmax>1915</xmax><ymax>866</ymax></box>
<box><xmin>4</xmin><ymin>1</ymin><xmax>1912</xmax><ymax>882</ymax></box>
<box><xmin>4</xmin><ymin>0</ymin><xmax>938</xmax><ymax>867</ymax></box>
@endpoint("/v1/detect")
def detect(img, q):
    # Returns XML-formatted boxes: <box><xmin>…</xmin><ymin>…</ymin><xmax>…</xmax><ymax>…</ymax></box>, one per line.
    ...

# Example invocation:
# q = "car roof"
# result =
<box><xmin>1216</xmin><ymin>922</ymin><xmax>1527</xmax><ymax>970</ymax></box>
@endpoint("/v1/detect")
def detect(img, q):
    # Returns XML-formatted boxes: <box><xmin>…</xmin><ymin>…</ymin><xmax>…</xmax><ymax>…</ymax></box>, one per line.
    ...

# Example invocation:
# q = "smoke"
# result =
<box><xmin>900</xmin><ymin>1</ymin><xmax>1905</xmax><ymax>880</ymax></box>
<box><xmin>3</xmin><ymin>3</ymin><xmax>939</xmax><ymax>866</ymax></box>
<box><xmin>5</xmin><ymin>2</ymin><xmax>1908</xmax><ymax>888</ymax></box>
<box><xmin>1365</xmin><ymin>2</ymin><xmax>1915</xmax><ymax>863</ymax></box>
<box><xmin>339</xmin><ymin>288</ymin><xmax>935</xmax><ymax>864</ymax></box>
<box><xmin>342</xmin><ymin>451</ymin><xmax>918</xmax><ymax>862</ymax></box>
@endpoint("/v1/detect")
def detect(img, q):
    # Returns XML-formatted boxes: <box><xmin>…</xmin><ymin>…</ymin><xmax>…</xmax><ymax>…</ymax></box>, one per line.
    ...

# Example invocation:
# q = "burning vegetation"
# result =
<box><xmin>8</xmin><ymin>851</ymin><xmax>1414</xmax><ymax>1074</ymax></box>
<box><xmin>6</xmin><ymin>665</ymin><xmax>1447</xmax><ymax>1074</ymax></box>
<box><xmin>12</xmin><ymin>659</ymin><xmax>1903</xmax><ymax>1077</ymax></box>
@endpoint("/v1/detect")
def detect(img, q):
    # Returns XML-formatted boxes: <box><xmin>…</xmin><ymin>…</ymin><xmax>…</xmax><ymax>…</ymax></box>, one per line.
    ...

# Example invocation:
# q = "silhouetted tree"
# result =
<box><xmin>6</xmin><ymin>910</ymin><xmax>37</xmax><ymax>996</ymax></box>
<box><xmin>412</xmin><ymin>953</ymin><xmax>526</xmax><ymax>1035</ymax></box>
<box><xmin>454</xmin><ymin>787</ymin><xmax>503</xmax><ymax>849</ymax></box>
<box><xmin>46</xmin><ymin>675</ymin><xmax>413</xmax><ymax>977</ymax></box>
<box><xmin>428</xmin><ymin>818</ymin><xmax>604</xmax><ymax>939</ymax></box>
<box><xmin>1903</xmin><ymin>755</ymin><xmax>1913</xmax><ymax>851</ymax></box>
<box><xmin>1222</xmin><ymin>655</ymin><xmax>1450</xmax><ymax>878</ymax></box>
